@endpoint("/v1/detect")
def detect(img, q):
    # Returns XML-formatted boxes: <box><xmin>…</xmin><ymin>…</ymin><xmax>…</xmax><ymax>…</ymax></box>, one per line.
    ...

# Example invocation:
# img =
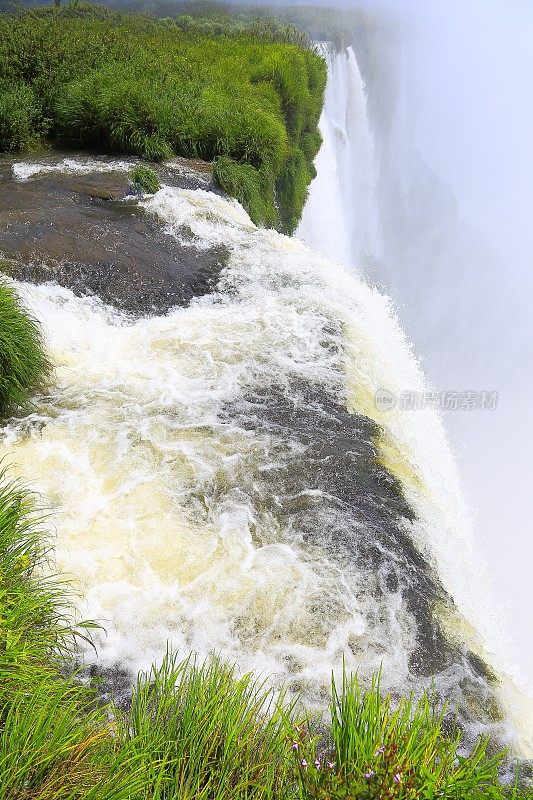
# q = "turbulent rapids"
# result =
<box><xmin>0</xmin><ymin>178</ymin><xmax>506</xmax><ymax>737</ymax></box>
<box><xmin>0</xmin><ymin>46</ymin><xmax>529</xmax><ymax>757</ymax></box>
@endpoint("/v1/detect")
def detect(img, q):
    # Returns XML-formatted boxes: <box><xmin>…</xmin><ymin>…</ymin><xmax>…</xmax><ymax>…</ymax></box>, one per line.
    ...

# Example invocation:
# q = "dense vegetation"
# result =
<box><xmin>0</xmin><ymin>280</ymin><xmax>49</xmax><ymax>417</ymax></box>
<box><xmin>106</xmin><ymin>0</ymin><xmax>375</xmax><ymax>51</ymax></box>
<box><xmin>109</xmin><ymin>0</ymin><xmax>315</xmax><ymax>48</ymax></box>
<box><xmin>0</xmin><ymin>4</ymin><xmax>326</xmax><ymax>232</ymax></box>
<box><xmin>104</xmin><ymin>0</ymin><xmax>397</xmax><ymax>144</ymax></box>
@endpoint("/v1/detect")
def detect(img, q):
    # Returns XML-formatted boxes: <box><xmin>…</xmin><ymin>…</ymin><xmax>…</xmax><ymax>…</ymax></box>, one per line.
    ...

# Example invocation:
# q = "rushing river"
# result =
<box><xmin>0</xmin><ymin>43</ymin><xmax>531</xmax><ymax>757</ymax></box>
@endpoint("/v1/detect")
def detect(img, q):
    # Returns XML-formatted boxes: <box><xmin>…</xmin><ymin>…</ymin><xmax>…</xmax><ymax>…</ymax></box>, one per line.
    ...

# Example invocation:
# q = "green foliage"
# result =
<box><xmin>213</xmin><ymin>156</ymin><xmax>276</xmax><ymax>227</ymax></box>
<box><xmin>0</xmin><ymin>471</ymin><xmax>147</xmax><ymax>800</ymax></box>
<box><xmin>120</xmin><ymin>652</ymin><xmax>297</xmax><ymax>799</ymax></box>
<box><xmin>0</xmin><ymin>81</ymin><xmax>41</xmax><ymax>152</ymax></box>
<box><xmin>0</xmin><ymin>4</ymin><xmax>326</xmax><ymax>232</ymax></box>
<box><xmin>130</xmin><ymin>164</ymin><xmax>161</xmax><ymax>194</ymax></box>
<box><xmin>294</xmin><ymin>670</ymin><xmax>515</xmax><ymax>799</ymax></box>
<box><xmin>53</xmin><ymin>63</ymin><xmax>176</xmax><ymax>161</ymax></box>
<box><xmin>276</xmin><ymin>146</ymin><xmax>315</xmax><ymax>235</ymax></box>
<box><xmin>106</xmin><ymin>0</ymin><xmax>314</xmax><ymax>48</ymax></box>
<box><xmin>0</xmin><ymin>280</ymin><xmax>49</xmax><ymax>417</ymax></box>
<box><xmin>0</xmin><ymin>469</ymin><xmax>96</xmax><ymax>692</ymax></box>
<box><xmin>0</xmin><ymin>677</ymin><xmax>140</xmax><ymax>800</ymax></box>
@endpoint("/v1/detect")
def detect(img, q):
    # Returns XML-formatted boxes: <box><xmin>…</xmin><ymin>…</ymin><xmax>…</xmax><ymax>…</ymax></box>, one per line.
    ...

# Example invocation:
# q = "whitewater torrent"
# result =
<box><xmin>1</xmin><ymin>44</ymin><xmax>532</xmax><ymax>750</ymax></box>
<box><xmin>1</xmin><ymin>168</ymin><xmax>521</xmax><ymax>750</ymax></box>
<box><xmin>297</xmin><ymin>44</ymin><xmax>374</xmax><ymax>267</ymax></box>
<box><xmin>12</xmin><ymin>157</ymin><xmax>134</xmax><ymax>182</ymax></box>
<box><xmin>297</xmin><ymin>44</ymin><xmax>533</xmax><ymax>753</ymax></box>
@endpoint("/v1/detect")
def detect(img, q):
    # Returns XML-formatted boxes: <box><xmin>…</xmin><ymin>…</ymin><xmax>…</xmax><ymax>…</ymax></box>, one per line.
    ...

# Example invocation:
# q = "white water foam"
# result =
<box><xmin>297</xmin><ymin>44</ymin><xmax>375</xmax><ymax>267</ymax></box>
<box><xmin>2</xmin><ymin>183</ymin><xmax>524</xmax><ymax>750</ymax></box>
<box><xmin>12</xmin><ymin>157</ymin><xmax>134</xmax><ymax>182</ymax></box>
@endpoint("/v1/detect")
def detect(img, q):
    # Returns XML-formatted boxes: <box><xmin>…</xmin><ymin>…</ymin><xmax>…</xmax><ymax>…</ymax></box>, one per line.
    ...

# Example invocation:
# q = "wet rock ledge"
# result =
<box><xmin>0</xmin><ymin>154</ymin><xmax>228</xmax><ymax>316</ymax></box>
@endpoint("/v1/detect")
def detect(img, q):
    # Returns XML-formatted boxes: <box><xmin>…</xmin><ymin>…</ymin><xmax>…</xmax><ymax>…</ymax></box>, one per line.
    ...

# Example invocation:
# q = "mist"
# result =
<box><xmin>372</xmin><ymin>0</ymin><xmax>533</xmax><ymax>691</ymax></box>
<box><xmin>360</xmin><ymin>0</ymin><xmax>533</xmax><ymax>693</ymax></box>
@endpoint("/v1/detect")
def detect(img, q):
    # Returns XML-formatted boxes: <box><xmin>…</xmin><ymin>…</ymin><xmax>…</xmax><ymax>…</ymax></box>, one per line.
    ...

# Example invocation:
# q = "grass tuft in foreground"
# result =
<box><xmin>119</xmin><ymin>653</ymin><xmax>298</xmax><ymax>799</ymax></box>
<box><xmin>0</xmin><ymin>470</ymin><xmax>141</xmax><ymax>800</ymax></box>
<box><xmin>0</xmin><ymin>280</ymin><xmax>50</xmax><ymax>418</ymax></box>
<box><xmin>294</xmin><ymin>669</ymin><xmax>525</xmax><ymax>799</ymax></box>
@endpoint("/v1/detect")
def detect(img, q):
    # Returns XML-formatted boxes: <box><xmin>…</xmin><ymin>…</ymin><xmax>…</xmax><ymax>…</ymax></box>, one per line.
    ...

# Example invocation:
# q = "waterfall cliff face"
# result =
<box><xmin>297</xmin><ymin>44</ymin><xmax>374</xmax><ymax>267</ymax></box>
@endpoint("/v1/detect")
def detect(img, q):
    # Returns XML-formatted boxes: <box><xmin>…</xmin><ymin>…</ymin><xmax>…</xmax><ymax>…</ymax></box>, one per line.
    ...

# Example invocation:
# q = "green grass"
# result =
<box><xmin>107</xmin><ymin>0</ymin><xmax>315</xmax><ymax>50</ymax></box>
<box><xmin>0</xmin><ymin>4</ymin><xmax>326</xmax><ymax>232</ymax></box>
<box><xmin>0</xmin><ymin>80</ymin><xmax>41</xmax><ymax>152</ymax></box>
<box><xmin>130</xmin><ymin>164</ymin><xmax>161</xmax><ymax>194</ymax></box>
<box><xmin>213</xmin><ymin>156</ymin><xmax>277</xmax><ymax>226</ymax></box>
<box><xmin>0</xmin><ymin>280</ymin><xmax>50</xmax><ymax>418</ymax></box>
<box><xmin>0</xmin><ymin>470</ymin><xmax>140</xmax><ymax>800</ymax></box>
<box><xmin>118</xmin><ymin>653</ymin><xmax>298</xmax><ymax>799</ymax></box>
<box><xmin>294</xmin><ymin>670</ymin><xmax>525</xmax><ymax>799</ymax></box>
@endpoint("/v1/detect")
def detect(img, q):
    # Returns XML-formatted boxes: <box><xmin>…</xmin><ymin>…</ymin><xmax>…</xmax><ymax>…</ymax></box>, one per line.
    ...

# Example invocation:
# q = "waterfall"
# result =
<box><xmin>296</xmin><ymin>41</ymin><xmax>533</xmax><ymax>753</ymax></box>
<box><xmin>1</xmin><ymin>101</ymin><xmax>532</xmax><ymax>753</ymax></box>
<box><xmin>297</xmin><ymin>44</ymin><xmax>374</xmax><ymax>267</ymax></box>
<box><xmin>1</xmin><ymin>168</ymin><xmax>521</xmax><ymax>749</ymax></box>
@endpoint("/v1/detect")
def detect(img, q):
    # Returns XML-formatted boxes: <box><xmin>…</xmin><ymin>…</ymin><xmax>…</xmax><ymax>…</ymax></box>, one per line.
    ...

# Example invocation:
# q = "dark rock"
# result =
<box><xmin>0</xmin><ymin>154</ymin><xmax>227</xmax><ymax>316</ymax></box>
<box><xmin>223</xmin><ymin>381</ymin><xmax>496</xmax><ymax>700</ymax></box>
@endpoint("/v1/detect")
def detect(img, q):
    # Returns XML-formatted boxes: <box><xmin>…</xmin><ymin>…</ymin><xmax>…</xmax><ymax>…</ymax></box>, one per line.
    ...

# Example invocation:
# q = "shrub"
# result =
<box><xmin>0</xmin><ymin>5</ymin><xmax>326</xmax><ymax>232</ymax></box>
<box><xmin>130</xmin><ymin>164</ymin><xmax>161</xmax><ymax>194</ymax></box>
<box><xmin>0</xmin><ymin>281</ymin><xmax>50</xmax><ymax>417</ymax></box>
<box><xmin>53</xmin><ymin>66</ymin><xmax>176</xmax><ymax>161</ymax></box>
<box><xmin>0</xmin><ymin>82</ymin><xmax>42</xmax><ymax>152</ymax></box>
<box><xmin>276</xmin><ymin>146</ymin><xmax>315</xmax><ymax>234</ymax></box>
<box><xmin>214</xmin><ymin>155</ymin><xmax>277</xmax><ymax>227</ymax></box>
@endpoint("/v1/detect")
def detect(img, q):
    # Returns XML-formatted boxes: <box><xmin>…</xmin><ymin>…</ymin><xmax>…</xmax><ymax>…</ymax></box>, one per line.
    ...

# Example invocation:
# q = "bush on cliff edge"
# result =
<box><xmin>0</xmin><ymin>5</ymin><xmax>327</xmax><ymax>233</ymax></box>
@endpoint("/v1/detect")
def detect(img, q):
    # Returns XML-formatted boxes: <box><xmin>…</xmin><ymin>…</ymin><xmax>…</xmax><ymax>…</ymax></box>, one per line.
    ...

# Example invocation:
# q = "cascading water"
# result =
<box><xmin>297</xmin><ymin>41</ymin><xmax>533</xmax><ymax>753</ymax></box>
<box><xmin>0</xmin><ymin>42</ymin><xmax>531</xmax><ymax>755</ymax></box>
<box><xmin>297</xmin><ymin>44</ymin><xmax>374</xmax><ymax>267</ymax></box>
<box><xmin>0</xmin><ymin>164</ymin><xmax>519</xmax><ymax>750</ymax></box>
